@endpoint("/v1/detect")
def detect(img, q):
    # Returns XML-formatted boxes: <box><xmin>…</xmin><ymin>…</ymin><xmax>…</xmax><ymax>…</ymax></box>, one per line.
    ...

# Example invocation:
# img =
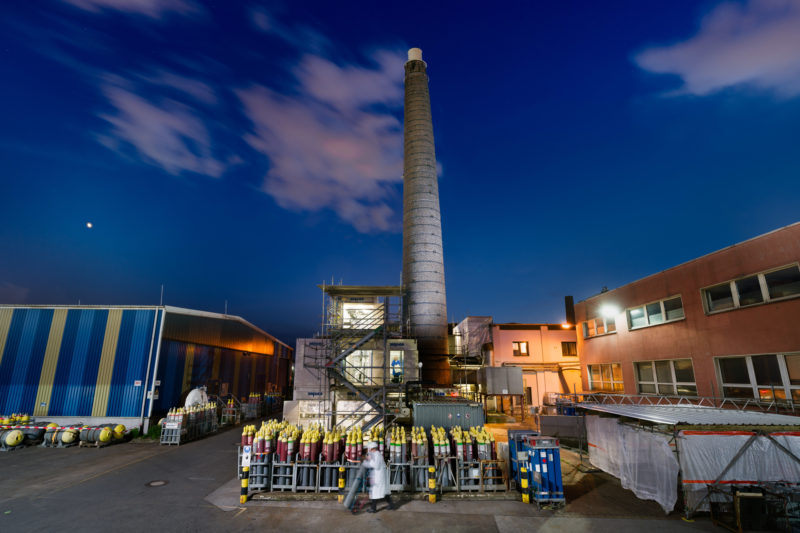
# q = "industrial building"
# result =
<box><xmin>285</xmin><ymin>48</ymin><xmax>461</xmax><ymax>430</ymax></box>
<box><xmin>453</xmin><ymin>317</ymin><xmax>579</xmax><ymax>411</ymax></box>
<box><xmin>574</xmin><ymin>222</ymin><xmax>800</xmax><ymax>402</ymax></box>
<box><xmin>0</xmin><ymin>305</ymin><xmax>293</xmax><ymax>430</ymax></box>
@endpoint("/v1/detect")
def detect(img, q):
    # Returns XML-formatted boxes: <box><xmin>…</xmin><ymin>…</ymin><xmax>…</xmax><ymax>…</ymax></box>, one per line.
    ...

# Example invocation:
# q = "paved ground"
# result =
<box><xmin>0</xmin><ymin>422</ymin><xmax>716</xmax><ymax>532</ymax></box>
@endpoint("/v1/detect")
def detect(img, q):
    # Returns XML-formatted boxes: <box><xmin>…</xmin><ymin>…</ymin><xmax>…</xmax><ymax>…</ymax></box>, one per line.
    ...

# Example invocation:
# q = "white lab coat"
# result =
<box><xmin>363</xmin><ymin>448</ymin><xmax>390</xmax><ymax>499</ymax></box>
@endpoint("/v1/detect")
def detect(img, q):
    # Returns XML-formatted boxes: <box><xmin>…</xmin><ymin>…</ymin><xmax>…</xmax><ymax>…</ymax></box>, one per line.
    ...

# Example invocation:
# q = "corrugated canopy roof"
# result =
<box><xmin>579</xmin><ymin>403</ymin><xmax>800</xmax><ymax>426</ymax></box>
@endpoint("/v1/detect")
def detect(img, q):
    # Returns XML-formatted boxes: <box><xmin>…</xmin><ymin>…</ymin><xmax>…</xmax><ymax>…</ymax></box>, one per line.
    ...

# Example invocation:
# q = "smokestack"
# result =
<box><xmin>402</xmin><ymin>47</ymin><xmax>450</xmax><ymax>384</ymax></box>
<box><xmin>565</xmin><ymin>296</ymin><xmax>576</xmax><ymax>326</ymax></box>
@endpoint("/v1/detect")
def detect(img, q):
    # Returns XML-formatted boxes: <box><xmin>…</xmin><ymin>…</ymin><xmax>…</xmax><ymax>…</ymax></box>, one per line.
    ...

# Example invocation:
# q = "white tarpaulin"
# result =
<box><xmin>586</xmin><ymin>415</ymin><xmax>680</xmax><ymax>513</ymax></box>
<box><xmin>678</xmin><ymin>430</ymin><xmax>800</xmax><ymax>511</ymax></box>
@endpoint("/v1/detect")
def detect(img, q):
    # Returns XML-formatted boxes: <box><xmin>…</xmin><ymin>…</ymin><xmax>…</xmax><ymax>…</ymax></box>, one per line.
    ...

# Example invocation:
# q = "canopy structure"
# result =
<box><xmin>578</xmin><ymin>403</ymin><xmax>800</xmax><ymax>517</ymax></box>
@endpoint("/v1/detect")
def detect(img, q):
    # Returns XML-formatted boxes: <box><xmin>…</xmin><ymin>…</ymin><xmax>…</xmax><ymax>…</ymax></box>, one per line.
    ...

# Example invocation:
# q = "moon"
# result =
<box><xmin>86</xmin><ymin>222</ymin><xmax>93</xmax><ymax>229</ymax></box>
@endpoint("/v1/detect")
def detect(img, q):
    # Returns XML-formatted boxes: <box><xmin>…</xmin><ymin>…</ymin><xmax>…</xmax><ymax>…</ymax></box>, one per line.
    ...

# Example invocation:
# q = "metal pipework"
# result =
<box><xmin>402</xmin><ymin>47</ymin><xmax>449</xmax><ymax>368</ymax></box>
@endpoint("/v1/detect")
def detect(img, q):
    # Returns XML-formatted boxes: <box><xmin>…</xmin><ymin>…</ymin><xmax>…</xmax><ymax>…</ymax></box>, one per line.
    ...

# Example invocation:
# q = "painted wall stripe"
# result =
<box><xmin>0</xmin><ymin>308</ymin><xmax>13</xmax><ymax>368</ymax></box>
<box><xmin>92</xmin><ymin>309</ymin><xmax>122</xmax><ymax>417</ymax></box>
<box><xmin>34</xmin><ymin>309</ymin><xmax>66</xmax><ymax>416</ymax></box>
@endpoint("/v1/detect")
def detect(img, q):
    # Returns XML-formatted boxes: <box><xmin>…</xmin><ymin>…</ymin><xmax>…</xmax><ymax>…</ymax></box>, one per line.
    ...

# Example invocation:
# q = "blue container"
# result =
<box><xmin>507</xmin><ymin>429</ymin><xmax>539</xmax><ymax>488</ymax></box>
<box><xmin>521</xmin><ymin>435</ymin><xmax>564</xmax><ymax>505</ymax></box>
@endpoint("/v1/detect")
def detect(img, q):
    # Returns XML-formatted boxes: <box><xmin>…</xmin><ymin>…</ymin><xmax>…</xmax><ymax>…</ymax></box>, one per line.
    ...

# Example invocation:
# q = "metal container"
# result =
<box><xmin>521</xmin><ymin>435</ymin><xmax>564</xmax><ymax>505</ymax></box>
<box><xmin>478</xmin><ymin>367</ymin><xmax>524</xmax><ymax>395</ymax></box>
<box><xmin>508</xmin><ymin>429</ymin><xmax>539</xmax><ymax>488</ymax></box>
<box><xmin>412</xmin><ymin>401</ymin><xmax>484</xmax><ymax>429</ymax></box>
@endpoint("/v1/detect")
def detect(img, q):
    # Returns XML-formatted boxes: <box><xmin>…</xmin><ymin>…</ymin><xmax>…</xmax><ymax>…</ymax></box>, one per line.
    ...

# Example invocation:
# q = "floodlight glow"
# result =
<box><xmin>599</xmin><ymin>304</ymin><xmax>619</xmax><ymax>318</ymax></box>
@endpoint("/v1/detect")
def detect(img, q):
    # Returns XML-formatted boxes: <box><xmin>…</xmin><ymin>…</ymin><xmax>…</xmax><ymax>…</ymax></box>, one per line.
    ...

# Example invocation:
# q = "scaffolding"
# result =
<box><xmin>304</xmin><ymin>284</ymin><xmax>410</xmax><ymax>431</ymax></box>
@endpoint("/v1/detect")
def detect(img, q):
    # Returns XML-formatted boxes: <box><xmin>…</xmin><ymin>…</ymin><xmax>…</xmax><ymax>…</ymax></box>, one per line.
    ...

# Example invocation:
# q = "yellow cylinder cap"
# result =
<box><xmin>99</xmin><ymin>428</ymin><xmax>113</xmax><ymax>442</ymax></box>
<box><xmin>62</xmin><ymin>429</ymin><xmax>78</xmax><ymax>444</ymax></box>
<box><xmin>5</xmin><ymin>429</ymin><xmax>24</xmax><ymax>447</ymax></box>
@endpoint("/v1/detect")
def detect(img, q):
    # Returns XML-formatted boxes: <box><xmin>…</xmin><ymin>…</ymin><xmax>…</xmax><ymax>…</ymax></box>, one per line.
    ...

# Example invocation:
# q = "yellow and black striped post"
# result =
<box><xmin>520</xmin><ymin>466</ymin><xmax>530</xmax><ymax>504</ymax></box>
<box><xmin>337</xmin><ymin>466</ymin><xmax>346</xmax><ymax>503</ymax></box>
<box><xmin>240</xmin><ymin>466</ymin><xmax>249</xmax><ymax>504</ymax></box>
<box><xmin>428</xmin><ymin>466</ymin><xmax>436</xmax><ymax>503</ymax></box>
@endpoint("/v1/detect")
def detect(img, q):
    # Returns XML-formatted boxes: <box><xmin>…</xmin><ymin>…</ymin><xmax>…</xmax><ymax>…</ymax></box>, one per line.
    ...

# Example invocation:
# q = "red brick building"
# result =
<box><xmin>575</xmin><ymin>222</ymin><xmax>800</xmax><ymax>401</ymax></box>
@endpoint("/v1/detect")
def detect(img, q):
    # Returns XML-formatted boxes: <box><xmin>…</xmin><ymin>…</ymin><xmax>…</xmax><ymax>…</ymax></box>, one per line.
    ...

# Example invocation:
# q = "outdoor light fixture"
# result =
<box><xmin>561</xmin><ymin>323</ymin><xmax>571</xmax><ymax>329</ymax></box>
<box><xmin>599</xmin><ymin>304</ymin><xmax>619</xmax><ymax>318</ymax></box>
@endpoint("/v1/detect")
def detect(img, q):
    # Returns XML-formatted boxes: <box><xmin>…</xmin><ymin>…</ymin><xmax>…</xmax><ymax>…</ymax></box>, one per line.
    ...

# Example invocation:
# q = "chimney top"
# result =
<box><xmin>408</xmin><ymin>48</ymin><xmax>423</xmax><ymax>62</ymax></box>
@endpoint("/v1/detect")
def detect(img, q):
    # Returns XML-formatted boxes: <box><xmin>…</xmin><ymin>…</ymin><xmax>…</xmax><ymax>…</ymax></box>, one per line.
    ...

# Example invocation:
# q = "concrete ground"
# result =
<box><xmin>0</xmin><ymin>421</ymin><xmax>716</xmax><ymax>532</ymax></box>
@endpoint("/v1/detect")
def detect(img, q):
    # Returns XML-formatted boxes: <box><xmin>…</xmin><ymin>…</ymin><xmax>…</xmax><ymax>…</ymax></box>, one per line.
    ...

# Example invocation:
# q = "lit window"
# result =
<box><xmin>582</xmin><ymin>317</ymin><xmax>616</xmax><ymax>339</ymax></box>
<box><xmin>588</xmin><ymin>363</ymin><xmax>623</xmax><ymax>392</ymax></box>
<box><xmin>626</xmin><ymin>296</ymin><xmax>684</xmax><ymax>330</ymax></box>
<box><xmin>561</xmin><ymin>341</ymin><xmax>577</xmax><ymax>356</ymax></box>
<box><xmin>512</xmin><ymin>341</ymin><xmax>529</xmax><ymax>357</ymax></box>
<box><xmin>703</xmin><ymin>264</ymin><xmax>800</xmax><ymax>314</ymax></box>
<box><xmin>635</xmin><ymin>359</ymin><xmax>696</xmax><ymax>396</ymax></box>
<box><xmin>717</xmin><ymin>353</ymin><xmax>800</xmax><ymax>401</ymax></box>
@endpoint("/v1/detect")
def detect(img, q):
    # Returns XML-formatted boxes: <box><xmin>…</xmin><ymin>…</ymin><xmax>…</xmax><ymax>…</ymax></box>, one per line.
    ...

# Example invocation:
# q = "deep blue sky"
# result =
<box><xmin>2</xmin><ymin>0</ymin><xmax>799</xmax><ymax>345</ymax></box>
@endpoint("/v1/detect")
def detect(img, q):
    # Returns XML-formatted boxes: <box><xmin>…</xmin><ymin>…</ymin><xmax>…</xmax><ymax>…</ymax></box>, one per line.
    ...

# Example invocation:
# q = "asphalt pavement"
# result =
<box><xmin>0</xmin><ymin>423</ymin><xmax>716</xmax><ymax>532</ymax></box>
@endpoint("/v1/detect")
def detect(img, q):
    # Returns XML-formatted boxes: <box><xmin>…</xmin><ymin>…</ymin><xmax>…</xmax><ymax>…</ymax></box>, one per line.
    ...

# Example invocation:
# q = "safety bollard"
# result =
<box><xmin>240</xmin><ymin>466</ymin><xmax>249</xmax><ymax>504</ymax></box>
<box><xmin>520</xmin><ymin>466</ymin><xmax>529</xmax><ymax>504</ymax></box>
<box><xmin>428</xmin><ymin>466</ymin><xmax>436</xmax><ymax>503</ymax></box>
<box><xmin>337</xmin><ymin>466</ymin><xmax>346</xmax><ymax>503</ymax></box>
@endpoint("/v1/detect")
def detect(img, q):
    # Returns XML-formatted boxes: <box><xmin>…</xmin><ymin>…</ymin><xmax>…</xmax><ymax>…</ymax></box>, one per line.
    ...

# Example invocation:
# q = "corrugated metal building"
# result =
<box><xmin>0</xmin><ymin>305</ymin><xmax>293</xmax><ymax>429</ymax></box>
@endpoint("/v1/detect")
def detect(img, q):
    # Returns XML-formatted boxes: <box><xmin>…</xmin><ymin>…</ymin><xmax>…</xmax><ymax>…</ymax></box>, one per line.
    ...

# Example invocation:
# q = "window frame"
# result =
<box><xmin>702</xmin><ymin>263</ymin><xmax>800</xmax><ymax>315</ymax></box>
<box><xmin>512</xmin><ymin>341</ymin><xmax>529</xmax><ymax>357</ymax></box>
<box><xmin>587</xmin><ymin>363</ymin><xmax>624</xmax><ymax>392</ymax></box>
<box><xmin>582</xmin><ymin>316</ymin><xmax>617</xmax><ymax>339</ymax></box>
<box><xmin>634</xmin><ymin>358</ymin><xmax>697</xmax><ymax>396</ymax></box>
<box><xmin>715</xmin><ymin>353</ymin><xmax>800</xmax><ymax>402</ymax></box>
<box><xmin>561</xmin><ymin>341</ymin><xmax>578</xmax><ymax>357</ymax></box>
<box><xmin>626</xmin><ymin>295</ymin><xmax>685</xmax><ymax>331</ymax></box>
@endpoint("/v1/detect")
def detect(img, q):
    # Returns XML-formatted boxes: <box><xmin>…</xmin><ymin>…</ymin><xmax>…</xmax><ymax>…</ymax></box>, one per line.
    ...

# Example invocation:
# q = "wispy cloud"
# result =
<box><xmin>0</xmin><ymin>283</ymin><xmax>30</xmax><ymax>304</ymax></box>
<box><xmin>98</xmin><ymin>77</ymin><xmax>224</xmax><ymax>177</ymax></box>
<box><xmin>62</xmin><ymin>0</ymin><xmax>200</xmax><ymax>19</ymax></box>
<box><xmin>635</xmin><ymin>0</ymin><xmax>800</xmax><ymax>97</ymax></box>
<box><xmin>139</xmin><ymin>69</ymin><xmax>218</xmax><ymax>105</ymax></box>
<box><xmin>249</xmin><ymin>6</ymin><xmax>330</xmax><ymax>53</ymax></box>
<box><xmin>238</xmin><ymin>49</ymin><xmax>406</xmax><ymax>232</ymax></box>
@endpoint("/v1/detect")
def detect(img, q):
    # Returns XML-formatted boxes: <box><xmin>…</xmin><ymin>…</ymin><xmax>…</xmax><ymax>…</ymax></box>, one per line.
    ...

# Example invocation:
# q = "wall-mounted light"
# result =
<box><xmin>599</xmin><ymin>304</ymin><xmax>620</xmax><ymax>318</ymax></box>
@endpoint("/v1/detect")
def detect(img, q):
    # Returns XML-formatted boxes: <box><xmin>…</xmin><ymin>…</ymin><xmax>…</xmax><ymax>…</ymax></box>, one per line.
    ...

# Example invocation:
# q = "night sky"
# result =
<box><xmin>2</xmin><ymin>1</ymin><xmax>799</xmax><ymax>345</ymax></box>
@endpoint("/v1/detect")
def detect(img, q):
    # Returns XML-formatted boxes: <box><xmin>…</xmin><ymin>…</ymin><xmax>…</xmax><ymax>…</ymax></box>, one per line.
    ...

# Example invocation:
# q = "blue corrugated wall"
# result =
<box><xmin>108</xmin><ymin>309</ymin><xmax>157</xmax><ymax>416</ymax></box>
<box><xmin>0</xmin><ymin>307</ymin><xmax>290</xmax><ymax>418</ymax></box>
<box><xmin>0</xmin><ymin>308</ymin><xmax>158</xmax><ymax>417</ymax></box>
<box><xmin>0</xmin><ymin>309</ymin><xmax>53</xmax><ymax>414</ymax></box>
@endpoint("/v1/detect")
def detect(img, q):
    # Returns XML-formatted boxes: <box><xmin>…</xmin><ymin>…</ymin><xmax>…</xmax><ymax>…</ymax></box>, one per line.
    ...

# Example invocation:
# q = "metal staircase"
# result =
<box><xmin>305</xmin><ymin>288</ymin><xmax>405</xmax><ymax>431</ymax></box>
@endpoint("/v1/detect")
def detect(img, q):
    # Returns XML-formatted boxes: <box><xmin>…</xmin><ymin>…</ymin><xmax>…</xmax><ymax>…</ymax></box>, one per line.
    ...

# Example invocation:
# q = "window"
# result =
<box><xmin>512</xmin><ymin>341</ymin><xmax>529</xmax><ymax>357</ymax></box>
<box><xmin>561</xmin><ymin>341</ymin><xmax>577</xmax><ymax>356</ymax></box>
<box><xmin>635</xmin><ymin>359</ymin><xmax>696</xmax><ymax>396</ymax></box>
<box><xmin>717</xmin><ymin>353</ymin><xmax>800</xmax><ymax>401</ymax></box>
<box><xmin>344</xmin><ymin>350</ymin><xmax>373</xmax><ymax>384</ymax></box>
<box><xmin>582</xmin><ymin>317</ymin><xmax>616</xmax><ymax>339</ymax></box>
<box><xmin>588</xmin><ymin>363</ymin><xmax>623</xmax><ymax>392</ymax></box>
<box><xmin>627</xmin><ymin>296</ymin><xmax>684</xmax><ymax>330</ymax></box>
<box><xmin>390</xmin><ymin>350</ymin><xmax>404</xmax><ymax>383</ymax></box>
<box><xmin>765</xmin><ymin>266</ymin><xmax>800</xmax><ymax>299</ymax></box>
<box><xmin>703</xmin><ymin>264</ymin><xmax>800</xmax><ymax>313</ymax></box>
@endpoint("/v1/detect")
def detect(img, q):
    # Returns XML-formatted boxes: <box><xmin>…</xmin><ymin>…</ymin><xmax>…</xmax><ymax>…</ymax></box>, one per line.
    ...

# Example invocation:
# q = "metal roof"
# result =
<box><xmin>578</xmin><ymin>403</ymin><xmax>800</xmax><ymax>426</ymax></box>
<box><xmin>318</xmin><ymin>285</ymin><xmax>403</xmax><ymax>296</ymax></box>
